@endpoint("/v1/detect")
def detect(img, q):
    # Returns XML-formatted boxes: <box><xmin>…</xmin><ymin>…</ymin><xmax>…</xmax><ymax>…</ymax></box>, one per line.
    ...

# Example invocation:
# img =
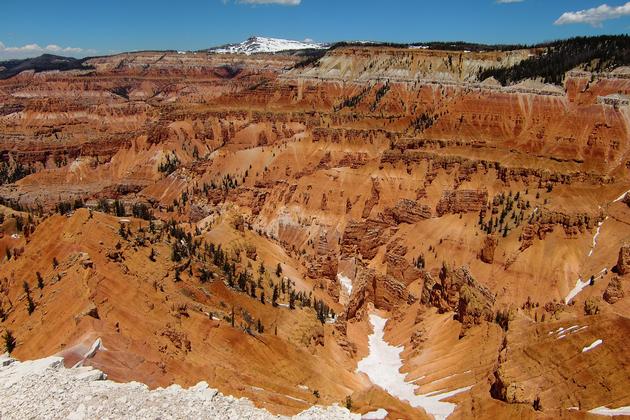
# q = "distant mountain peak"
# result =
<box><xmin>209</xmin><ymin>36</ymin><xmax>326</xmax><ymax>55</ymax></box>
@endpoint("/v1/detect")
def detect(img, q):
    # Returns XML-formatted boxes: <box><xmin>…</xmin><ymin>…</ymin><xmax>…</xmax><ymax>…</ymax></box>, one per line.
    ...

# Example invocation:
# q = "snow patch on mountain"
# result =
<box><xmin>582</xmin><ymin>339</ymin><xmax>603</xmax><ymax>353</ymax></box>
<box><xmin>211</xmin><ymin>37</ymin><xmax>326</xmax><ymax>55</ymax></box>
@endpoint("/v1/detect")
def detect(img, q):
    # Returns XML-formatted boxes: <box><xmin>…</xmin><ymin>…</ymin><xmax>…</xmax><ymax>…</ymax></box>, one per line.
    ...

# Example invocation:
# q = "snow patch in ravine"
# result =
<box><xmin>357</xmin><ymin>314</ymin><xmax>471</xmax><ymax>420</ymax></box>
<box><xmin>83</xmin><ymin>338</ymin><xmax>106</xmax><ymax>359</ymax></box>
<box><xmin>549</xmin><ymin>325</ymin><xmax>587</xmax><ymax>340</ymax></box>
<box><xmin>338</xmin><ymin>274</ymin><xmax>353</xmax><ymax>296</ymax></box>
<box><xmin>565</xmin><ymin>279</ymin><xmax>591</xmax><ymax>304</ymax></box>
<box><xmin>72</xmin><ymin>338</ymin><xmax>107</xmax><ymax>368</ymax></box>
<box><xmin>587</xmin><ymin>218</ymin><xmax>607</xmax><ymax>257</ymax></box>
<box><xmin>589</xmin><ymin>405</ymin><xmax>630</xmax><ymax>416</ymax></box>
<box><xmin>613</xmin><ymin>190</ymin><xmax>630</xmax><ymax>203</ymax></box>
<box><xmin>564</xmin><ymin>267</ymin><xmax>607</xmax><ymax>304</ymax></box>
<box><xmin>582</xmin><ymin>339</ymin><xmax>603</xmax><ymax>353</ymax></box>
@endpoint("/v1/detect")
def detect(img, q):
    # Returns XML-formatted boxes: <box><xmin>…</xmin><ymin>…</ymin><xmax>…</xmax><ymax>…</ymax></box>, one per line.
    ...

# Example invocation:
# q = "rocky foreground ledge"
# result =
<box><xmin>0</xmin><ymin>355</ymin><xmax>358</xmax><ymax>419</ymax></box>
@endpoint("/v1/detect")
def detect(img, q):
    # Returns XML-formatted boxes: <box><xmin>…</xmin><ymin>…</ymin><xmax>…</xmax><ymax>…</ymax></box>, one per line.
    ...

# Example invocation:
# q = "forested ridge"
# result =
<box><xmin>479</xmin><ymin>35</ymin><xmax>630</xmax><ymax>85</ymax></box>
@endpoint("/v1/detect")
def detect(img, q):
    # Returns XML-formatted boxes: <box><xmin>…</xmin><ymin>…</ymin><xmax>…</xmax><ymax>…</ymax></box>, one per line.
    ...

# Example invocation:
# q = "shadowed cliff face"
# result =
<box><xmin>0</xmin><ymin>46</ymin><xmax>629</xmax><ymax>419</ymax></box>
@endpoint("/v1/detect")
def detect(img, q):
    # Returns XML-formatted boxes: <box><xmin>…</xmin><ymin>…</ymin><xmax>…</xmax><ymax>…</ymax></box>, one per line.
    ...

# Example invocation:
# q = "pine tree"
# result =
<box><xmin>118</xmin><ymin>224</ymin><xmax>127</xmax><ymax>239</ymax></box>
<box><xmin>275</xmin><ymin>263</ymin><xmax>282</xmax><ymax>277</ymax></box>
<box><xmin>36</xmin><ymin>272</ymin><xmax>44</xmax><ymax>290</ymax></box>
<box><xmin>26</xmin><ymin>294</ymin><xmax>35</xmax><ymax>315</ymax></box>
<box><xmin>238</xmin><ymin>272</ymin><xmax>248</xmax><ymax>291</ymax></box>
<box><xmin>272</xmin><ymin>285</ymin><xmax>279</xmax><ymax>307</ymax></box>
<box><xmin>3</xmin><ymin>330</ymin><xmax>16</xmax><ymax>354</ymax></box>
<box><xmin>114</xmin><ymin>200</ymin><xmax>125</xmax><ymax>217</ymax></box>
<box><xmin>199</xmin><ymin>267</ymin><xmax>211</xmax><ymax>283</ymax></box>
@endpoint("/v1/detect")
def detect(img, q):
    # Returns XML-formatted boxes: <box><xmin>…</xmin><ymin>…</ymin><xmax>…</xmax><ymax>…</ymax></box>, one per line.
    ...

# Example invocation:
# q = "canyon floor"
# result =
<box><xmin>0</xmin><ymin>40</ymin><xmax>629</xmax><ymax>419</ymax></box>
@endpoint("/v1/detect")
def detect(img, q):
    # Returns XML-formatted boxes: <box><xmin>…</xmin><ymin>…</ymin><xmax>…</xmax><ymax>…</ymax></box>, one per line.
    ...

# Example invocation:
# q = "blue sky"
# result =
<box><xmin>1</xmin><ymin>0</ymin><xmax>630</xmax><ymax>59</ymax></box>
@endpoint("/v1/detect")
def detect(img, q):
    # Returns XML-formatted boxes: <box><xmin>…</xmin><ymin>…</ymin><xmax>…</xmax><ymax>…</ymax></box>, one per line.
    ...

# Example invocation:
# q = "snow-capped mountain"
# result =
<box><xmin>209</xmin><ymin>36</ymin><xmax>326</xmax><ymax>55</ymax></box>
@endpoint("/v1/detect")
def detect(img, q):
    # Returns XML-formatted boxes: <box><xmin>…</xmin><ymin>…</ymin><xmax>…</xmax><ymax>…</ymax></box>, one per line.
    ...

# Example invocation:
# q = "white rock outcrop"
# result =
<box><xmin>0</xmin><ymin>354</ymin><xmax>358</xmax><ymax>420</ymax></box>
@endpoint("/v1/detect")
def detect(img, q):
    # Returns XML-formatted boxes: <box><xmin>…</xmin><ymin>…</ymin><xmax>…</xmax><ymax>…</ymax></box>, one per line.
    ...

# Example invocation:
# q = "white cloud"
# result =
<box><xmin>496</xmin><ymin>0</ymin><xmax>524</xmax><ymax>3</ymax></box>
<box><xmin>555</xmin><ymin>2</ymin><xmax>630</xmax><ymax>27</ymax></box>
<box><xmin>0</xmin><ymin>41</ymin><xmax>91</xmax><ymax>59</ymax></box>
<box><xmin>44</xmin><ymin>44</ymin><xmax>63</xmax><ymax>52</ymax></box>
<box><xmin>237</xmin><ymin>0</ymin><xmax>301</xmax><ymax>4</ymax></box>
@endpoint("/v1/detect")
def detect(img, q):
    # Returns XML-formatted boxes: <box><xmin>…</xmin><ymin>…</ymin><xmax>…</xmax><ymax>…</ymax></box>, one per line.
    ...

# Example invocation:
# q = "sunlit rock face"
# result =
<box><xmin>0</xmin><ymin>42</ymin><xmax>629</xmax><ymax>419</ymax></box>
